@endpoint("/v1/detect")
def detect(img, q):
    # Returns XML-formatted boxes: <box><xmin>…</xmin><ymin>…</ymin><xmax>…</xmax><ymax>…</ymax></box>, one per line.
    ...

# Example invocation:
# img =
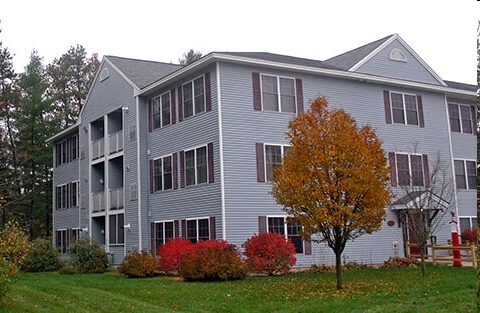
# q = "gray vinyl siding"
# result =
<box><xmin>145</xmin><ymin>66</ymin><xmax>222</xmax><ymax>249</ymax></box>
<box><xmin>355</xmin><ymin>39</ymin><xmax>442</xmax><ymax>86</ymax></box>
<box><xmin>218</xmin><ymin>61</ymin><xmax>457</xmax><ymax>265</ymax></box>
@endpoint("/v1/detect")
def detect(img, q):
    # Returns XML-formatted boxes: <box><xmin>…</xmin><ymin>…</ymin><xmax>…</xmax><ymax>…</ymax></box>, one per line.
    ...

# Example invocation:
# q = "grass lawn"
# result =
<box><xmin>0</xmin><ymin>264</ymin><xmax>476</xmax><ymax>313</ymax></box>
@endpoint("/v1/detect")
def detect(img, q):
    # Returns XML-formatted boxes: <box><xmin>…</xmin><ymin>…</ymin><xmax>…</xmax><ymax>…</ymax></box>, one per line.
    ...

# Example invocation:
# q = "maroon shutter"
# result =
<box><xmin>295</xmin><ymin>78</ymin><xmax>304</xmax><ymax>113</ymax></box>
<box><xmin>417</xmin><ymin>95</ymin><xmax>424</xmax><ymax>128</ymax></box>
<box><xmin>252</xmin><ymin>72</ymin><xmax>261</xmax><ymax>110</ymax></box>
<box><xmin>384</xmin><ymin>90</ymin><xmax>392</xmax><ymax>124</ymax></box>
<box><xmin>148</xmin><ymin>98</ymin><xmax>153</xmax><ymax>132</ymax></box>
<box><xmin>304</xmin><ymin>239</ymin><xmax>312</xmax><ymax>255</ymax></box>
<box><xmin>388</xmin><ymin>152</ymin><xmax>397</xmax><ymax>187</ymax></box>
<box><xmin>66</xmin><ymin>183</ymin><xmax>71</xmax><ymax>208</ymax></box>
<box><xmin>205</xmin><ymin>72</ymin><xmax>211</xmax><ymax>111</ymax></box>
<box><xmin>256</xmin><ymin>143</ymin><xmax>265</xmax><ymax>182</ymax></box>
<box><xmin>180</xmin><ymin>150</ymin><xmax>185</xmax><ymax>188</ymax></box>
<box><xmin>174</xmin><ymin>220</ymin><xmax>180</xmax><ymax>238</ymax></box>
<box><xmin>170</xmin><ymin>89</ymin><xmax>176</xmax><ymax>125</ymax></box>
<box><xmin>258</xmin><ymin>216</ymin><xmax>267</xmax><ymax>233</ymax></box>
<box><xmin>208</xmin><ymin>142</ymin><xmax>214</xmax><ymax>183</ymax></box>
<box><xmin>178</xmin><ymin>86</ymin><xmax>184</xmax><ymax>122</ymax></box>
<box><xmin>181</xmin><ymin>219</ymin><xmax>187</xmax><ymax>239</ymax></box>
<box><xmin>149</xmin><ymin>159</ymin><xmax>154</xmax><ymax>193</ymax></box>
<box><xmin>173</xmin><ymin>152</ymin><xmax>178</xmax><ymax>189</ymax></box>
<box><xmin>471</xmin><ymin>105</ymin><xmax>477</xmax><ymax>135</ymax></box>
<box><xmin>422</xmin><ymin>154</ymin><xmax>430</xmax><ymax>188</ymax></box>
<box><xmin>209</xmin><ymin>216</ymin><xmax>216</xmax><ymax>239</ymax></box>
<box><xmin>150</xmin><ymin>222</ymin><xmax>156</xmax><ymax>254</ymax></box>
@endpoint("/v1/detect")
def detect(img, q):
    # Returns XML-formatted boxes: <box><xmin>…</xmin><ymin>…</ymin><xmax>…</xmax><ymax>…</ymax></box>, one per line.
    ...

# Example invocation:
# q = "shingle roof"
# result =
<box><xmin>323</xmin><ymin>35</ymin><xmax>394</xmax><ymax>71</ymax></box>
<box><xmin>444</xmin><ymin>80</ymin><xmax>477</xmax><ymax>92</ymax></box>
<box><xmin>216</xmin><ymin>51</ymin><xmax>340</xmax><ymax>70</ymax></box>
<box><xmin>105</xmin><ymin>56</ymin><xmax>183</xmax><ymax>89</ymax></box>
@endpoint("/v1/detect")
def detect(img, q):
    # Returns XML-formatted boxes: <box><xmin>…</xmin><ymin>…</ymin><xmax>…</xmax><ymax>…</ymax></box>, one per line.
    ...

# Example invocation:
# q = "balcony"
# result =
<box><xmin>109</xmin><ymin>131</ymin><xmax>123</xmax><ymax>155</ymax></box>
<box><xmin>92</xmin><ymin>192</ymin><xmax>105</xmax><ymax>213</ymax></box>
<box><xmin>92</xmin><ymin>138</ymin><xmax>105</xmax><ymax>160</ymax></box>
<box><xmin>109</xmin><ymin>187</ymin><xmax>124</xmax><ymax>210</ymax></box>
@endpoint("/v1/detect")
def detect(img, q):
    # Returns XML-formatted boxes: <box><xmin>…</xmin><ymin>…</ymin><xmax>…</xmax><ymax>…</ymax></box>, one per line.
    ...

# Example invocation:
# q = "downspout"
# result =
<box><xmin>135</xmin><ymin>96</ymin><xmax>143</xmax><ymax>250</ymax></box>
<box><xmin>216</xmin><ymin>62</ymin><xmax>227</xmax><ymax>240</ymax></box>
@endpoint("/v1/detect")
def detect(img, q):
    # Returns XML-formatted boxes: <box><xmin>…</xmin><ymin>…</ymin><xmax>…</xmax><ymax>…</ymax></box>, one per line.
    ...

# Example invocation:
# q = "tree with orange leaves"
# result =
<box><xmin>271</xmin><ymin>95</ymin><xmax>391</xmax><ymax>289</ymax></box>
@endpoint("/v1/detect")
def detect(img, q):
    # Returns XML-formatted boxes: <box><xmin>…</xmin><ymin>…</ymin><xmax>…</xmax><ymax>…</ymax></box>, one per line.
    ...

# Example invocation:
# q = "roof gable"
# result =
<box><xmin>325</xmin><ymin>34</ymin><xmax>445</xmax><ymax>86</ymax></box>
<box><xmin>105</xmin><ymin>56</ymin><xmax>183</xmax><ymax>89</ymax></box>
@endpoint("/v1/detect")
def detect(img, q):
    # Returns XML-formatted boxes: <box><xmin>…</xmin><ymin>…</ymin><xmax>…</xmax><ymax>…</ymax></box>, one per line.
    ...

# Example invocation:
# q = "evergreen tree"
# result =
<box><xmin>47</xmin><ymin>45</ymin><xmax>99</xmax><ymax>129</ymax></box>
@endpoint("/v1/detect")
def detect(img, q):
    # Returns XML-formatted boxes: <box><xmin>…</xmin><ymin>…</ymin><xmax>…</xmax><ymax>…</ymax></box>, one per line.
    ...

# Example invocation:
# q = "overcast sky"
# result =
<box><xmin>1</xmin><ymin>1</ymin><xmax>478</xmax><ymax>84</ymax></box>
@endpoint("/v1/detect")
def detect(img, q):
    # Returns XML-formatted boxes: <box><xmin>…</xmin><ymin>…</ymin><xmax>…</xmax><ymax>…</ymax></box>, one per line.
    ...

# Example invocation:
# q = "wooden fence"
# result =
<box><xmin>406</xmin><ymin>243</ymin><xmax>477</xmax><ymax>267</ymax></box>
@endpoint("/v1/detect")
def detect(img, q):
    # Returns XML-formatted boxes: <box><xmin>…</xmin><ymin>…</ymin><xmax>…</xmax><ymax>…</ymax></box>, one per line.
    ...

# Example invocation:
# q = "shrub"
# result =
<box><xmin>0</xmin><ymin>257</ymin><xmax>14</xmax><ymax>302</ymax></box>
<box><xmin>460</xmin><ymin>228</ymin><xmax>477</xmax><ymax>243</ymax></box>
<box><xmin>67</xmin><ymin>238</ymin><xmax>109</xmax><ymax>273</ymax></box>
<box><xmin>0</xmin><ymin>221</ymin><xmax>32</xmax><ymax>273</ymax></box>
<box><xmin>308</xmin><ymin>263</ymin><xmax>335</xmax><ymax>274</ymax></box>
<box><xmin>158</xmin><ymin>238</ymin><xmax>195</xmax><ymax>274</ymax></box>
<box><xmin>243</xmin><ymin>232</ymin><xmax>296</xmax><ymax>276</ymax></box>
<box><xmin>379</xmin><ymin>256</ymin><xmax>420</xmax><ymax>269</ymax></box>
<box><xmin>21</xmin><ymin>238</ymin><xmax>61</xmax><ymax>272</ymax></box>
<box><xmin>118</xmin><ymin>250</ymin><xmax>158</xmax><ymax>278</ymax></box>
<box><xmin>179</xmin><ymin>240</ymin><xmax>247</xmax><ymax>282</ymax></box>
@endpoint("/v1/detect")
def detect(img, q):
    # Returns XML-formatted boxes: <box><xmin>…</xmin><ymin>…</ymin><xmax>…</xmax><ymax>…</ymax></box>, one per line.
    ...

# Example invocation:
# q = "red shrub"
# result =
<box><xmin>179</xmin><ymin>240</ymin><xmax>247</xmax><ymax>281</ymax></box>
<box><xmin>157</xmin><ymin>238</ymin><xmax>195</xmax><ymax>273</ymax></box>
<box><xmin>243</xmin><ymin>232</ymin><xmax>296</xmax><ymax>275</ymax></box>
<box><xmin>460</xmin><ymin>228</ymin><xmax>477</xmax><ymax>243</ymax></box>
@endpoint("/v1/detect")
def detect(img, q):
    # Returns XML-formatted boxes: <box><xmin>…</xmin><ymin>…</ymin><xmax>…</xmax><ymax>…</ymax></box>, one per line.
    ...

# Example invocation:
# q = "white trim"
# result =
<box><xmin>183</xmin><ymin>144</ymin><xmax>209</xmax><ymax>186</ymax></box>
<box><xmin>444</xmin><ymin>97</ymin><xmax>460</xmax><ymax>219</ymax></box>
<box><xmin>151</xmin><ymin>154</ymin><xmax>174</xmax><ymax>192</ymax></box>
<box><xmin>135</xmin><ymin>97</ymin><xmax>142</xmax><ymax>250</ymax></box>
<box><xmin>216</xmin><ymin>62</ymin><xmax>227</xmax><ymax>241</ymax></box>
<box><xmin>259</xmin><ymin>74</ymin><xmax>297</xmax><ymax>113</ymax></box>
<box><xmin>350</xmin><ymin>34</ymin><xmax>446</xmax><ymax>87</ymax></box>
<box><xmin>139</xmin><ymin>52</ymin><xmax>473</xmax><ymax>100</ymax></box>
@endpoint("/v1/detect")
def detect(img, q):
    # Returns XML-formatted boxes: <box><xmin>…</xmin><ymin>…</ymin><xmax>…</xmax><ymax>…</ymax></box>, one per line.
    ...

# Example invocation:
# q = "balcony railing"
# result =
<box><xmin>92</xmin><ymin>138</ymin><xmax>105</xmax><ymax>160</ymax></box>
<box><xmin>109</xmin><ymin>131</ymin><xmax>123</xmax><ymax>155</ymax></box>
<box><xmin>109</xmin><ymin>187</ymin><xmax>124</xmax><ymax>210</ymax></box>
<box><xmin>92</xmin><ymin>192</ymin><xmax>105</xmax><ymax>213</ymax></box>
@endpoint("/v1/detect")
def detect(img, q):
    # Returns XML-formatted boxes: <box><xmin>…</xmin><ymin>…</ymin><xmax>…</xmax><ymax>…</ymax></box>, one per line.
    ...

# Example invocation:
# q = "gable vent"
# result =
<box><xmin>389</xmin><ymin>48</ymin><xmax>407</xmax><ymax>62</ymax></box>
<box><xmin>100</xmin><ymin>68</ymin><xmax>110</xmax><ymax>81</ymax></box>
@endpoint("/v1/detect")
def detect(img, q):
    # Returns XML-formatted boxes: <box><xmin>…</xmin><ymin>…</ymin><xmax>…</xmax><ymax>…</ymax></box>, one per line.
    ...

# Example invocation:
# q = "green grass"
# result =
<box><xmin>0</xmin><ymin>265</ymin><xmax>476</xmax><ymax>313</ymax></box>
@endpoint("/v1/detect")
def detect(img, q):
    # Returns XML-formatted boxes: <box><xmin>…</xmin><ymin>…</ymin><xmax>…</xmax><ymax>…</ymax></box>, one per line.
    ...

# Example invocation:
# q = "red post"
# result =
<box><xmin>449</xmin><ymin>212</ymin><xmax>462</xmax><ymax>267</ymax></box>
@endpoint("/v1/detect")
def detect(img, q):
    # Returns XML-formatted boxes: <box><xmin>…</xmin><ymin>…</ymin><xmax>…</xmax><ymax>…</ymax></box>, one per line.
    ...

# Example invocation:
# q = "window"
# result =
<box><xmin>55</xmin><ymin>134</ymin><xmax>79</xmax><ymax>166</ymax></box>
<box><xmin>181</xmin><ymin>143</ymin><xmax>213</xmax><ymax>187</ymax></box>
<box><xmin>56</xmin><ymin>228</ymin><xmax>81</xmax><ymax>254</ymax></box>
<box><xmin>152</xmin><ymin>155</ymin><xmax>173</xmax><ymax>192</ymax></box>
<box><xmin>261</xmin><ymin>75</ymin><xmax>296</xmax><ymax>113</ymax></box>
<box><xmin>448</xmin><ymin>103</ymin><xmax>474</xmax><ymax>134</ymax></box>
<box><xmin>454</xmin><ymin>160</ymin><xmax>476</xmax><ymax>190</ymax></box>
<box><xmin>183</xmin><ymin>76</ymin><xmax>205</xmax><ymax>119</ymax></box>
<box><xmin>459</xmin><ymin>216</ymin><xmax>477</xmax><ymax>234</ymax></box>
<box><xmin>186</xmin><ymin>218</ymin><xmax>210</xmax><ymax>243</ymax></box>
<box><xmin>389</xmin><ymin>153</ymin><xmax>429</xmax><ymax>187</ymax></box>
<box><xmin>55</xmin><ymin>181</ymin><xmax>79</xmax><ymax>210</ymax></box>
<box><xmin>154</xmin><ymin>221</ymin><xmax>175</xmax><ymax>252</ymax></box>
<box><xmin>109</xmin><ymin>213</ymin><xmax>125</xmax><ymax>245</ymax></box>
<box><xmin>150</xmin><ymin>92</ymin><xmax>171</xmax><ymax>130</ymax></box>
<box><xmin>129</xmin><ymin>125</ymin><xmax>136</xmax><ymax>141</ymax></box>
<box><xmin>256</xmin><ymin>144</ymin><xmax>289</xmax><ymax>182</ymax></box>
<box><xmin>384</xmin><ymin>91</ymin><xmax>424</xmax><ymax>127</ymax></box>
<box><xmin>267</xmin><ymin>217</ymin><xmax>304</xmax><ymax>254</ymax></box>
<box><xmin>130</xmin><ymin>183</ymin><xmax>138</xmax><ymax>200</ymax></box>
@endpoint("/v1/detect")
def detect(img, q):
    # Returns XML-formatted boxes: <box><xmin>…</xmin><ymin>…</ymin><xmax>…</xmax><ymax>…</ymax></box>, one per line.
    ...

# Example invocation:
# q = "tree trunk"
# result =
<box><xmin>335</xmin><ymin>250</ymin><xmax>343</xmax><ymax>289</ymax></box>
<box><xmin>419</xmin><ymin>244</ymin><xmax>427</xmax><ymax>276</ymax></box>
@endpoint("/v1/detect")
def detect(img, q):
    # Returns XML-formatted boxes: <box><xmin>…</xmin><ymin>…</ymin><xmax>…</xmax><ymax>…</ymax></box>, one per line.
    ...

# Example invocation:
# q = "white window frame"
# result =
<box><xmin>260</xmin><ymin>74</ymin><xmax>297</xmax><ymax>113</ymax></box>
<box><xmin>264</xmin><ymin>144</ymin><xmax>290</xmax><ymax>182</ymax></box>
<box><xmin>184</xmin><ymin>145</ymin><xmax>209</xmax><ymax>186</ymax></box>
<box><xmin>153</xmin><ymin>154</ymin><xmax>173</xmax><ymax>192</ymax></box>
<box><xmin>154</xmin><ymin>220</ymin><xmax>175</xmax><ymax>251</ymax></box>
<box><xmin>448</xmin><ymin>103</ymin><xmax>473</xmax><ymax>134</ymax></box>
<box><xmin>395</xmin><ymin>153</ymin><xmax>425</xmax><ymax>187</ymax></box>
<box><xmin>389</xmin><ymin>92</ymin><xmax>419</xmax><ymax>126</ymax></box>
<box><xmin>182</xmin><ymin>75</ymin><xmax>205</xmax><ymax>119</ymax></box>
<box><xmin>266</xmin><ymin>216</ymin><xmax>304</xmax><ymax>254</ymax></box>
<box><xmin>454</xmin><ymin>159</ymin><xmax>476</xmax><ymax>190</ymax></box>
<box><xmin>186</xmin><ymin>217</ymin><xmax>210</xmax><ymax>243</ymax></box>
<box><xmin>151</xmin><ymin>91</ymin><xmax>172</xmax><ymax>130</ymax></box>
